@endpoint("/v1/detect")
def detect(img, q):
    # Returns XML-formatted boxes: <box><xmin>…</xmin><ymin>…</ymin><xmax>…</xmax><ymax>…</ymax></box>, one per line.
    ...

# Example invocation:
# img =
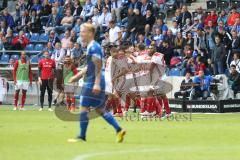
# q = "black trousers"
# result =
<box><xmin>174</xmin><ymin>91</ymin><xmax>190</xmax><ymax>99</ymax></box>
<box><xmin>40</xmin><ymin>79</ymin><xmax>53</xmax><ymax>108</ymax></box>
<box><xmin>191</xmin><ymin>88</ymin><xmax>209</xmax><ymax>100</ymax></box>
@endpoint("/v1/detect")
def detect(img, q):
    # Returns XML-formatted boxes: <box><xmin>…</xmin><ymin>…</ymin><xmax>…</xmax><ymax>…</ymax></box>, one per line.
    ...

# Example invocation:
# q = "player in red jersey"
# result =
<box><xmin>150</xmin><ymin>45</ymin><xmax>172</xmax><ymax>118</ymax></box>
<box><xmin>38</xmin><ymin>51</ymin><xmax>56</xmax><ymax>111</ymax></box>
<box><xmin>105</xmin><ymin>48</ymin><xmax>123</xmax><ymax>116</ymax></box>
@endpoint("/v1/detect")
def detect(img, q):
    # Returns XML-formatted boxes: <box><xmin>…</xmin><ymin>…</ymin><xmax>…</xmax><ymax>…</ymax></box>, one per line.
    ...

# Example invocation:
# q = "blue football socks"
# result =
<box><xmin>102</xmin><ymin>112</ymin><xmax>122</xmax><ymax>133</ymax></box>
<box><xmin>79</xmin><ymin>111</ymin><xmax>89</xmax><ymax>140</ymax></box>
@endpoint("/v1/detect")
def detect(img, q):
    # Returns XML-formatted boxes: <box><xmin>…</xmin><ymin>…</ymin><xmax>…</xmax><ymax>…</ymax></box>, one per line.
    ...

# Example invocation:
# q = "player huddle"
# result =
<box><xmin>105</xmin><ymin>43</ymin><xmax>172</xmax><ymax>118</ymax></box>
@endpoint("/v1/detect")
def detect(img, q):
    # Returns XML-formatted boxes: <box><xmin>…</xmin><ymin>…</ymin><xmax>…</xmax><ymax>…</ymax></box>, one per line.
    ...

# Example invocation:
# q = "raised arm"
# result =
<box><xmin>69</xmin><ymin>66</ymin><xmax>87</xmax><ymax>83</ymax></box>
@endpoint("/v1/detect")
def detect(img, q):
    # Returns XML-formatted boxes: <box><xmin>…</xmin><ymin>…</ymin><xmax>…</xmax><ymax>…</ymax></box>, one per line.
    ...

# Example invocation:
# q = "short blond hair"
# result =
<box><xmin>81</xmin><ymin>23</ymin><xmax>96</xmax><ymax>35</ymax></box>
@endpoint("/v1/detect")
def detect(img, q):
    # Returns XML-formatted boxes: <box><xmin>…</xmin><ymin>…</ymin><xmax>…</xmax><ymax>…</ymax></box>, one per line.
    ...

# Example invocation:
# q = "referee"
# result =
<box><xmin>38</xmin><ymin>51</ymin><xmax>56</xmax><ymax>111</ymax></box>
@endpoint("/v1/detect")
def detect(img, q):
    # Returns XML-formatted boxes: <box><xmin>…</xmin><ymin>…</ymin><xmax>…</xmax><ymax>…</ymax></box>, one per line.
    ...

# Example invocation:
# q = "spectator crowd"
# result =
<box><xmin>0</xmin><ymin>0</ymin><xmax>239</xmax><ymax>75</ymax></box>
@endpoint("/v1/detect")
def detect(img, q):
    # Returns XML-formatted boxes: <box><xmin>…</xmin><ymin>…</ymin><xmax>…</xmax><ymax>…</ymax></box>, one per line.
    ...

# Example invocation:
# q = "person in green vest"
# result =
<box><xmin>13</xmin><ymin>51</ymin><xmax>32</xmax><ymax>111</ymax></box>
<box><xmin>63</xmin><ymin>56</ymin><xmax>78</xmax><ymax>111</ymax></box>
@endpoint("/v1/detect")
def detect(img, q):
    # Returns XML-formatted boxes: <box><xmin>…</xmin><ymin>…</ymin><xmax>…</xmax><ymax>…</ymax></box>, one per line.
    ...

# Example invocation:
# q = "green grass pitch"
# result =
<box><xmin>0</xmin><ymin>106</ymin><xmax>240</xmax><ymax>160</ymax></box>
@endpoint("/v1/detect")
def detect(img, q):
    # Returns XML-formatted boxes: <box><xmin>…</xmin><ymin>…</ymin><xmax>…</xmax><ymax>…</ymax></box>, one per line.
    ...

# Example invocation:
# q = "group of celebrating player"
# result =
<box><xmin>105</xmin><ymin>42</ymin><xmax>172</xmax><ymax>118</ymax></box>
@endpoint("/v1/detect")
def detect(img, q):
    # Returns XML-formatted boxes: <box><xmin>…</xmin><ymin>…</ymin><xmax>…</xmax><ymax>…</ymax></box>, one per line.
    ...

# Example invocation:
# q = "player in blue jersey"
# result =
<box><xmin>68</xmin><ymin>23</ymin><xmax>126</xmax><ymax>143</ymax></box>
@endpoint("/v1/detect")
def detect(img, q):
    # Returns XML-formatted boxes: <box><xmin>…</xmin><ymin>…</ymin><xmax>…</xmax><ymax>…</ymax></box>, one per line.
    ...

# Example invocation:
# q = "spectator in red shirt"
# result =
<box><xmin>204</xmin><ymin>10</ymin><xmax>218</xmax><ymax>27</ymax></box>
<box><xmin>227</xmin><ymin>7</ymin><xmax>240</xmax><ymax>28</ymax></box>
<box><xmin>195</xmin><ymin>56</ymin><xmax>205</xmax><ymax>75</ymax></box>
<box><xmin>38</xmin><ymin>51</ymin><xmax>56</xmax><ymax>111</ymax></box>
<box><xmin>12</xmin><ymin>30</ymin><xmax>30</xmax><ymax>50</ymax></box>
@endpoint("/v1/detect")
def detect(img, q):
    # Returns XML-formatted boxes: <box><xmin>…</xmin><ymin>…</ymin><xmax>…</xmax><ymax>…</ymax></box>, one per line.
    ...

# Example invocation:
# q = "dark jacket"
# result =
<box><xmin>144</xmin><ymin>15</ymin><xmax>155</xmax><ymax>27</ymax></box>
<box><xmin>127</xmin><ymin>14</ymin><xmax>137</xmax><ymax>32</ymax></box>
<box><xmin>211</xmin><ymin>43</ymin><xmax>226</xmax><ymax>62</ymax></box>
<box><xmin>47</xmin><ymin>14</ymin><xmax>61</xmax><ymax>27</ymax></box>
<box><xmin>180</xmin><ymin>79</ymin><xmax>193</xmax><ymax>92</ymax></box>
<box><xmin>72</xmin><ymin>6</ymin><xmax>83</xmax><ymax>17</ymax></box>
<box><xmin>135</xmin><ymin>14</ymin><xmax>145</xmax><ymax>34</ymax></box>
<box><xmin>179</xmin><ymin>11</ymin><xmax>192</xmax><ymax>26</ymax></box>
<box><xmin>157</xmin><ymin>45</ymin><xmax>174</xmax><ymax>66</ymax></box>
<box><xmin>3</xmin><ymin>14</ymin><xmax>15</xmax><ymax>28</ymax></box>
<box><xmin>228</xmin><ymin>72</ymin><xmax>240</xmax><ymax>87</ymax></box>
<box><xmin>41</xmin><ymin>4</ymin><xmax>52</xmax><ymax>16</ymax></box>
<box><xmin>29</xmin><ymin>16</ymin><xmax>42</xmax><ymax>32</ymax></box>
<box><xmin>231</xmin><ymin>37</ymin><xmax>240</xmax><ymax>52</ymax></box>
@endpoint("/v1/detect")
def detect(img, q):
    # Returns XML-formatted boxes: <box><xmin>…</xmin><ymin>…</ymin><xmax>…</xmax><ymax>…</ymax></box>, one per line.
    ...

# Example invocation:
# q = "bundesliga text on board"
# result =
<box><xmin>187</xmin><ymin>105</ymin><xmax>218</xmax><ymax>109</ymax></box>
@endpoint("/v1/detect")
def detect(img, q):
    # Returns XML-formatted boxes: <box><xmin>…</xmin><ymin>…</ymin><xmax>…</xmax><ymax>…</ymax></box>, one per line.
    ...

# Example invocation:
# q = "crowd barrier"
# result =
<box><xmin>170</xmin><ymin>99</ymin><xmax>240</xmax><ymax>113</ymax></box>
<box><xmin>1</xmin><ymin>74</ymin><xmax>240</xmax><ymax>113</ymax></box>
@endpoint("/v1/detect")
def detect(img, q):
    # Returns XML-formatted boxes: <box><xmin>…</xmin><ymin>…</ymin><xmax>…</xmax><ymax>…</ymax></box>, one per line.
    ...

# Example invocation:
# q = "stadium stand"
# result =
<box><xmin>0</xmin><ymin>0</ymin><xmax>239</xmax><ymax>91</ymax></box>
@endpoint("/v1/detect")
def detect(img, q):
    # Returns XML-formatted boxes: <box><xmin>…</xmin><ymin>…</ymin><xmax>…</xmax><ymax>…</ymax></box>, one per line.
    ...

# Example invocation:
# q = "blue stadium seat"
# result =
<box><xmin>39</xmin><ymin>33</ymin><xmax>49</xmax><ymax>42</ymax></box>
<box><xmin>0</xmin><ymin>54</ymin><xmax>10</xmax><ymax>64</ymax></box>
<box><xmin>30</xmin><ymin>33</ymin><xmax>39</xmax><ymax>42</ymax></box>
<box><xmin>24</xmin><ymin>33</ymin><xmax>31</xmax><ymax>39</ymax></box>
<box><xmin>11</xmin><ymin>55</ymin><xmax>19</xmax><ymax>61</ymax></box>
<box><xmin>169</xmin><ymin>68</ymin><xmax>181</xmax><ymax>76</ymax></box>
<box><xmin>35</xmin><ymin>44</ymin><xmax>44</xmax><ymax>51</ymax></box>
<box><xmin>13</xmin><ymin>33</ymin><xmax>19</xmax><ymax>37</ymax></box>
<box><xmin>25</xmin><ymin>44</ymin><xmax>34</xmax><ymax>51</ymax></box>
<box><xmin>30</xmin><ymin>55</ymin><xmax>39</xmax><ymax>64</ymax></box>
<box><xmin>39</xmin><ymin>55</ymin><xmax>45</xmax><ymax>60</ymax></box>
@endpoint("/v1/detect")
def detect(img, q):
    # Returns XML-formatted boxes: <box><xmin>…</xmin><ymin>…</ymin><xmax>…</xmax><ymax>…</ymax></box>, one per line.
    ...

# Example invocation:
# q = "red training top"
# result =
<box><xmin>38</xmin><ymin>58</ymin><xmax>56</xmax><ymax>80</ymax></box>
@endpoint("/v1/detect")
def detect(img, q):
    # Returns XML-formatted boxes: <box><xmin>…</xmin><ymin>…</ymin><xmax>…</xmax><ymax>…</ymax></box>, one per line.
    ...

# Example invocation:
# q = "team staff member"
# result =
<box><xmin>13</xmin><ymin>51</ymin><xmax>32</xmax><ymax>110</ymax></box>
<box><xmin>38</xmin><ymin>51</ymin><xmax>56</xmax><ymax>111</ymax></box>
<box><xmin>63</xmin><ymin>56</ymin><xmax>78</xmax><ymax>111</ymax></box>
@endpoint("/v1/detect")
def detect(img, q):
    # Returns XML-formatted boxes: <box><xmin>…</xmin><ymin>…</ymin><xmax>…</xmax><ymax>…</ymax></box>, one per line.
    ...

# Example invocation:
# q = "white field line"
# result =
<box><xmin>73</xmin><ymin>146</ymin><xmax>239</xmax><ymax>160</ymax></box>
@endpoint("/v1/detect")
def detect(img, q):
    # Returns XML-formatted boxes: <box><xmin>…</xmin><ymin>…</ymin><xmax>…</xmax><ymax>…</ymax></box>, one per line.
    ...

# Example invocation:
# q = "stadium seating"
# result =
<box><xmin>39</xmin><ymin>33</ymin><xmax>49</xmax><ymax>42</ymax></box>
<box><xmin>35</xmin><ymin>44</ymin><xmax>44</xmax><ymax>51</ymax></box>
<box><xmin>168</xmin><ymin>68</ymin><xmax>181</xmax><ymax>76</ymax></box>
<box><xmin>39</xmin><ymin>55</ymin><xmax>45</xmax><ymax>60</ymax></box>
<box><xmin>25</xmin><ymin>44</ymin><xmax>34</xmax><ymax>51</ymax></box>
<box><xmin>0</xmin><ymin>54</ymin><xmax>10</xmax><ymax>64</ymax></box>
<box><xmin>30</xmin><ymin>33</ymin><xmax>40</xmax><ymax>42</ymax></box>
<box><xmin>231</xmin><ymin>0</ymin><xmax>240</xmax><ymax>8</ymax></box>
<box><xmin>13</xmin><ymin>33</ymin><xmax>18</xmax><ymax>37</ymax></box>
<box><xmin>219</xmin><ymin>0</ymin><xmax>230</xmax><ymax>10</ymax></box>
<box><xmin>206</xmin><ymin>0</ymin><xmax>217</xmax><ymax>10</ymax></box>
<box><xmin>10</xmin><ymin>55</ymin><xmax>19</xmax><ymax>61</ymax></box>
<box><xmin>30</xmin><ymin>55</ymin><xmax>39</xmax><ymax>64</ymax></box>
<box><xmin>24</xmin><ymin>33</ymin><xmax>31</xmax><ymax>39</ymax></box>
